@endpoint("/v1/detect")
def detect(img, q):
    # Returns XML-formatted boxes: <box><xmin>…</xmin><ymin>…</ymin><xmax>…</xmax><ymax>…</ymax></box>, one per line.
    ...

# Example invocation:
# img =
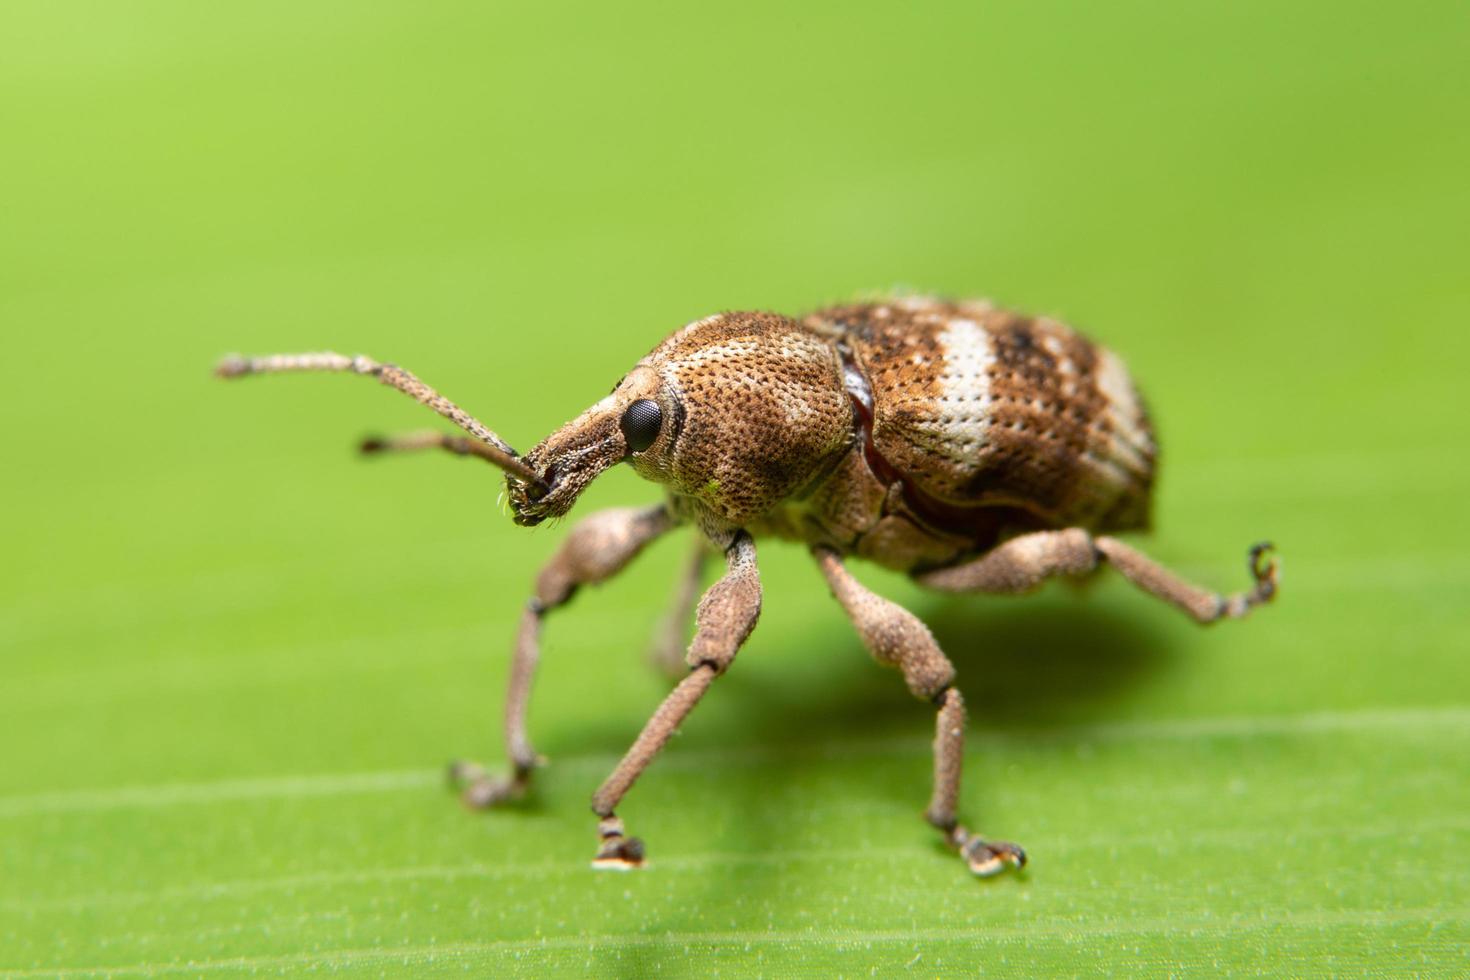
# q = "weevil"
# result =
<box><xmin>218</xmin><ymin>296</ymin><xmax>1276</xmax><ymax>876</ymax></box>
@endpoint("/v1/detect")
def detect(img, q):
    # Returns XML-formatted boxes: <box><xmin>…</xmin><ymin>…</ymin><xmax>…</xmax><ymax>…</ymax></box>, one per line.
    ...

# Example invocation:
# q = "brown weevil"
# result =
<box><xmin>218</xmin><ymin>296</ymin><xmax>1277</xmax><ymax>876</ymax></box>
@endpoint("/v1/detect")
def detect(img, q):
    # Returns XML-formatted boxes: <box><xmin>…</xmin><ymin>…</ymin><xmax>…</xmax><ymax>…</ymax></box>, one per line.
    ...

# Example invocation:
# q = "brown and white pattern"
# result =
<box><xmin>771</xmin><ymin>298</ymin><xmax>1157</xmax><ymax>569</ymax></box>
<box><xmin>220</xmin><ymin>294</ymin><xmax>1274</xmax><ymax>880</ymax></box>
<box><xmin>808</xmin><ymin>298</ymin><xmax>1155</xmax><ymax>530</ymax></box>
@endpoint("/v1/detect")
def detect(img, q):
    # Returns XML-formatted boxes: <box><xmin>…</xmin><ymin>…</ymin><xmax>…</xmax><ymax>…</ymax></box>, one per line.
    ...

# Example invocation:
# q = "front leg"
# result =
<box><xmin>814</xmin><ymin>546</ymin><xmax>1026</xmax><ymax>877</ymax></box>
<box><xmin>449</xmin><ymin>505</ymin><xmax>675</xmax><ymax>807</ymax></box>
<box><xmin>590</xmin><ymin>532</ymin><xmax>761</xmax><ymax>868</ymax></box>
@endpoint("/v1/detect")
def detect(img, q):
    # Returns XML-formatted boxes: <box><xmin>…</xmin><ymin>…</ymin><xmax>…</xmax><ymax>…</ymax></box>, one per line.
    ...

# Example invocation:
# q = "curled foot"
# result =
<box><xmin>949</xmin><ymin>827</ymin><xmax>1027</xmax><ymax>877</ymax></box>
<box><xmin>1220</xmin><ymin>541</ymin><xmax>1279</xmax><ymax>618</ymax></box>
<box><xmin>592</xmin><ymin>815</ymin><xmax>646</xmax><ymax>870</ymax></box>
<box><xmin>1249</xmin><ymin>542</ymin><xmax>1279</xmax><ymax>598</ymax></box>
<box><xmin>447</xmin><ymin>759</ymin><xmax>530</xmax><ymax>809</ymax></box>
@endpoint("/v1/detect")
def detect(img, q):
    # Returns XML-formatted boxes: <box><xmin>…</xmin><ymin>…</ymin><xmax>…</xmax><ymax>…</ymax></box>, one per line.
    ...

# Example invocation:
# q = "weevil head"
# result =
<box><xmin>508</xmin><ymin>312</ymin><xmax>852</xmax><ymax>528</ymax></box>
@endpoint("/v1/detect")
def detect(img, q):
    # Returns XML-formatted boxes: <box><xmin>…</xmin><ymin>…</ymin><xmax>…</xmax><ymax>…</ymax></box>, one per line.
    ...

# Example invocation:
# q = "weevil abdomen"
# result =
<box><xmin>784</xmin><ymin>298</ymin><xmax>1157</xmax><ymax>570</ymax></box>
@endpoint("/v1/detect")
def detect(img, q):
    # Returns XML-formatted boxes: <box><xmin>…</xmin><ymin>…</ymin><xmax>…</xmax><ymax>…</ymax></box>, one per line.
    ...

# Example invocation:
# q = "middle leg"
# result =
<box><xmin>647</xmin><ymin>536</ymin><xmax>712</xmax><ymax>679</ymax></box>
<box><xmin>813</xmin><ymin>546</ymin><xmax>1026</xmax><ymax>876</ymax></box>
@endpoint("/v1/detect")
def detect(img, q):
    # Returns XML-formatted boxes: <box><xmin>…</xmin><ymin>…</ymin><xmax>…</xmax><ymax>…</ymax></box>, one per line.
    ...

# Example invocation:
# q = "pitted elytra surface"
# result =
<box><xmin>804</xmin><ymin>298</ymin><xmax>1155</xmax><ymax>539</ymax></box>
<box><xmin>221</xmin><ymin>294</ymin><xmax>1275</xmax><ymax>881</ymax></box>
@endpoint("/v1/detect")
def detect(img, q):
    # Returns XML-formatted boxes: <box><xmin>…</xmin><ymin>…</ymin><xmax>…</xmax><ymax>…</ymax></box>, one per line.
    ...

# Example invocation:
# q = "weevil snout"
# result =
<box><xmin>506</xmin><ymin>471</ymin><xmax>551</xmax><ymax>523</ymax></box>
<box><xmin>507</xmin><ymin>470</ymin><xmax>554</xmax><ymax>526</ymax></box>
<box><xmin>507</xmin><ymin>365</ymin><xmax>677</xmax><ymax>525</ymax></box>
<box><xmin>508</xmin><ymin>398</ymin><xmax>629</xmax><ymax>526</ymax></box>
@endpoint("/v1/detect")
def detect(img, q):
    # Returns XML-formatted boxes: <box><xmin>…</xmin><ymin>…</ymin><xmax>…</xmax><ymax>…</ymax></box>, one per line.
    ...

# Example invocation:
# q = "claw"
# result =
<box><xmin>1217</xmin><ymin>542</ymin><xmax>1280</xmax><ymax>619</ymax></box>
<box><xmin>1248</xmin><ymin>541</ymin><xmax>1278</xmax><ymax>599</ymax></box>
<box><xmin>962</xmin><ymin>838</ymin><xmax>1027</xmax><ymax>877</ymax></box>
<box><xmin>447</xmin><ymin>759</ymin><xmax>527</xmax><ymax>809</ymax></box>
<box><xmin>591</xmin><ymin>836</ymin><xmax>646</xmax><ymax>870</ymax></box>
<box><xmin>446</xmin><ymin>759</ymin><xmax>486</xmax><ymax>787</ymax></box>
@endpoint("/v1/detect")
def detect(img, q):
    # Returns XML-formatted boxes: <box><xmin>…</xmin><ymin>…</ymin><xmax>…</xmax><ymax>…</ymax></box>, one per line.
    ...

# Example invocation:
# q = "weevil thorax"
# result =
<box><xmin>507</xmin><ymin>312</ymin><xmax>852</xmax><ymax>531</ymax></box>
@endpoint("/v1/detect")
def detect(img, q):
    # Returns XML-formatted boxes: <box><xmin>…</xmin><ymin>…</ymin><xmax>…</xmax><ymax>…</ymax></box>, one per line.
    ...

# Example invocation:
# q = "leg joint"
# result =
<box><xmin>925</xmin><ymin>809</ymin><xmax>958</xmax><ymax>833</ymax></box>
<box><xmin>906</xmin><ymin>661</ymin><xmax>956</xmax><ymax>702</ymax></box>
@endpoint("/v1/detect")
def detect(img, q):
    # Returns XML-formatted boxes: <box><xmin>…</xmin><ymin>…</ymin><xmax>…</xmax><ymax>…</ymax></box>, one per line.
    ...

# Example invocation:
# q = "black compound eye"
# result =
<box><xmin>620</xmin><ymin>399</ymin><xmax>662</xmax><ymax>453</ymax></box>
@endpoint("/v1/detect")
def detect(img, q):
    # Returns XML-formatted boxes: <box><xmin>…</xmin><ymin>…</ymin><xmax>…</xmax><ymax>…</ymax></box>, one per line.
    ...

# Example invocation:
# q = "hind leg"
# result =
<box><xmin>917</xmin><ymin>529</ymin><xmax>1277</xmax><ymax>624</ymax></box>
<box><xmin>813</xmin><ymin>546</ymin><xmax>1025</xmax><ymax>877</ymax></box>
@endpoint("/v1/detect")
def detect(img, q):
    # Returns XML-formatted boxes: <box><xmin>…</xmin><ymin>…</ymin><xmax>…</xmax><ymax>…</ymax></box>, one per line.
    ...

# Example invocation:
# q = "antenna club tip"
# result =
<box><xmin>215</xmin><ymin>355</ymin><xmax>250</xmax><ymax>379</ymax></box>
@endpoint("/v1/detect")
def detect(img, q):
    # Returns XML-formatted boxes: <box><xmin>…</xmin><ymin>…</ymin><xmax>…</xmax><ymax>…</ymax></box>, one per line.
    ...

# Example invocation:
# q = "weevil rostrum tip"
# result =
<box><xmin>218</xmin><ymin>296</ymin><xmax>1278</xmax><ymax>876</ymax></box>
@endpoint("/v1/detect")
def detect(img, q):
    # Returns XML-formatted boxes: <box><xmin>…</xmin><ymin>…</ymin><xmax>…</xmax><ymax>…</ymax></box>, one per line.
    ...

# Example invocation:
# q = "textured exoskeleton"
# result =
<box><xmin>219</xmin><ymin>296</ymin><xmax>1276</xmax><ymax>876</ymax></box>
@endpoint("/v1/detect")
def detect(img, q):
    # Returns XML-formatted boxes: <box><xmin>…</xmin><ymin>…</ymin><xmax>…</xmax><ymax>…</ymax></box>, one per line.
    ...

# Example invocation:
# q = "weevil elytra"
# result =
<box><xmin>218</xmin><ymin>296</ymin><xmax>1276</xmax><ymax>877</ymax></box>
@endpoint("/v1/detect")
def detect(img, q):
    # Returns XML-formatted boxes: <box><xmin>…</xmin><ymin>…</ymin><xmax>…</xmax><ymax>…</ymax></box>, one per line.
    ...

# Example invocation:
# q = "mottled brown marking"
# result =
<box><xmin>979</xmin><ymin>314</ymin><xmax>1110</xmax><ymax>522</ymax></box>
<box><xmin>629</xmin><ymin>312</ymin><xmax>853</xmax><ymax>531</ymax></box>
<box><xmin>802</xmin><ymin>299</ymin><xmax>1156</xmax><ymax>561</ymax></box>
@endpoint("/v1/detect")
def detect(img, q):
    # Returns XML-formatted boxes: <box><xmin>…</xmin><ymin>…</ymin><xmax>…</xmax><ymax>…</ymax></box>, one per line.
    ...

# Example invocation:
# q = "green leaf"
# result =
<box><xmin>2</xmin><ymin>0</ymin><xmax>1467</xmax><ymax>975</ymax></box>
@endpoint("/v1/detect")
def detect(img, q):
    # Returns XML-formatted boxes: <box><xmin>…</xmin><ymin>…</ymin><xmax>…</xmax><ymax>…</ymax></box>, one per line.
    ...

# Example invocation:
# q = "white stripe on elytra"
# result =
<box><xmin>934</xmin><ymin>317</ymin><xmax>996</xmax><ymax>445</ymax></box>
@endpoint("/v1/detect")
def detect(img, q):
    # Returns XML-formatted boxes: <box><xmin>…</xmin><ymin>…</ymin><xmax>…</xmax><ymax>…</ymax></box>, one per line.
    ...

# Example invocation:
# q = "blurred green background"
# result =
<box><xmin>2</xmin><ymin>1</ymin><xmax>1468</xmax><ymax>975</ymax></box>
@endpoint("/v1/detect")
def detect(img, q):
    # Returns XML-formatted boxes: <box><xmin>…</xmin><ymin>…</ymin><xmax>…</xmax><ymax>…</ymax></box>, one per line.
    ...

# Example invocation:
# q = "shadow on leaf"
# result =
<box><xmin>733</xmin><ymin>591</ymin><xmax>1174</xmax><ymax>744</ymax></box>
<box><xmin>601</xmin><ymin>592</ymin><xmax>1175</xmax><ymax>957</ymax></box>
